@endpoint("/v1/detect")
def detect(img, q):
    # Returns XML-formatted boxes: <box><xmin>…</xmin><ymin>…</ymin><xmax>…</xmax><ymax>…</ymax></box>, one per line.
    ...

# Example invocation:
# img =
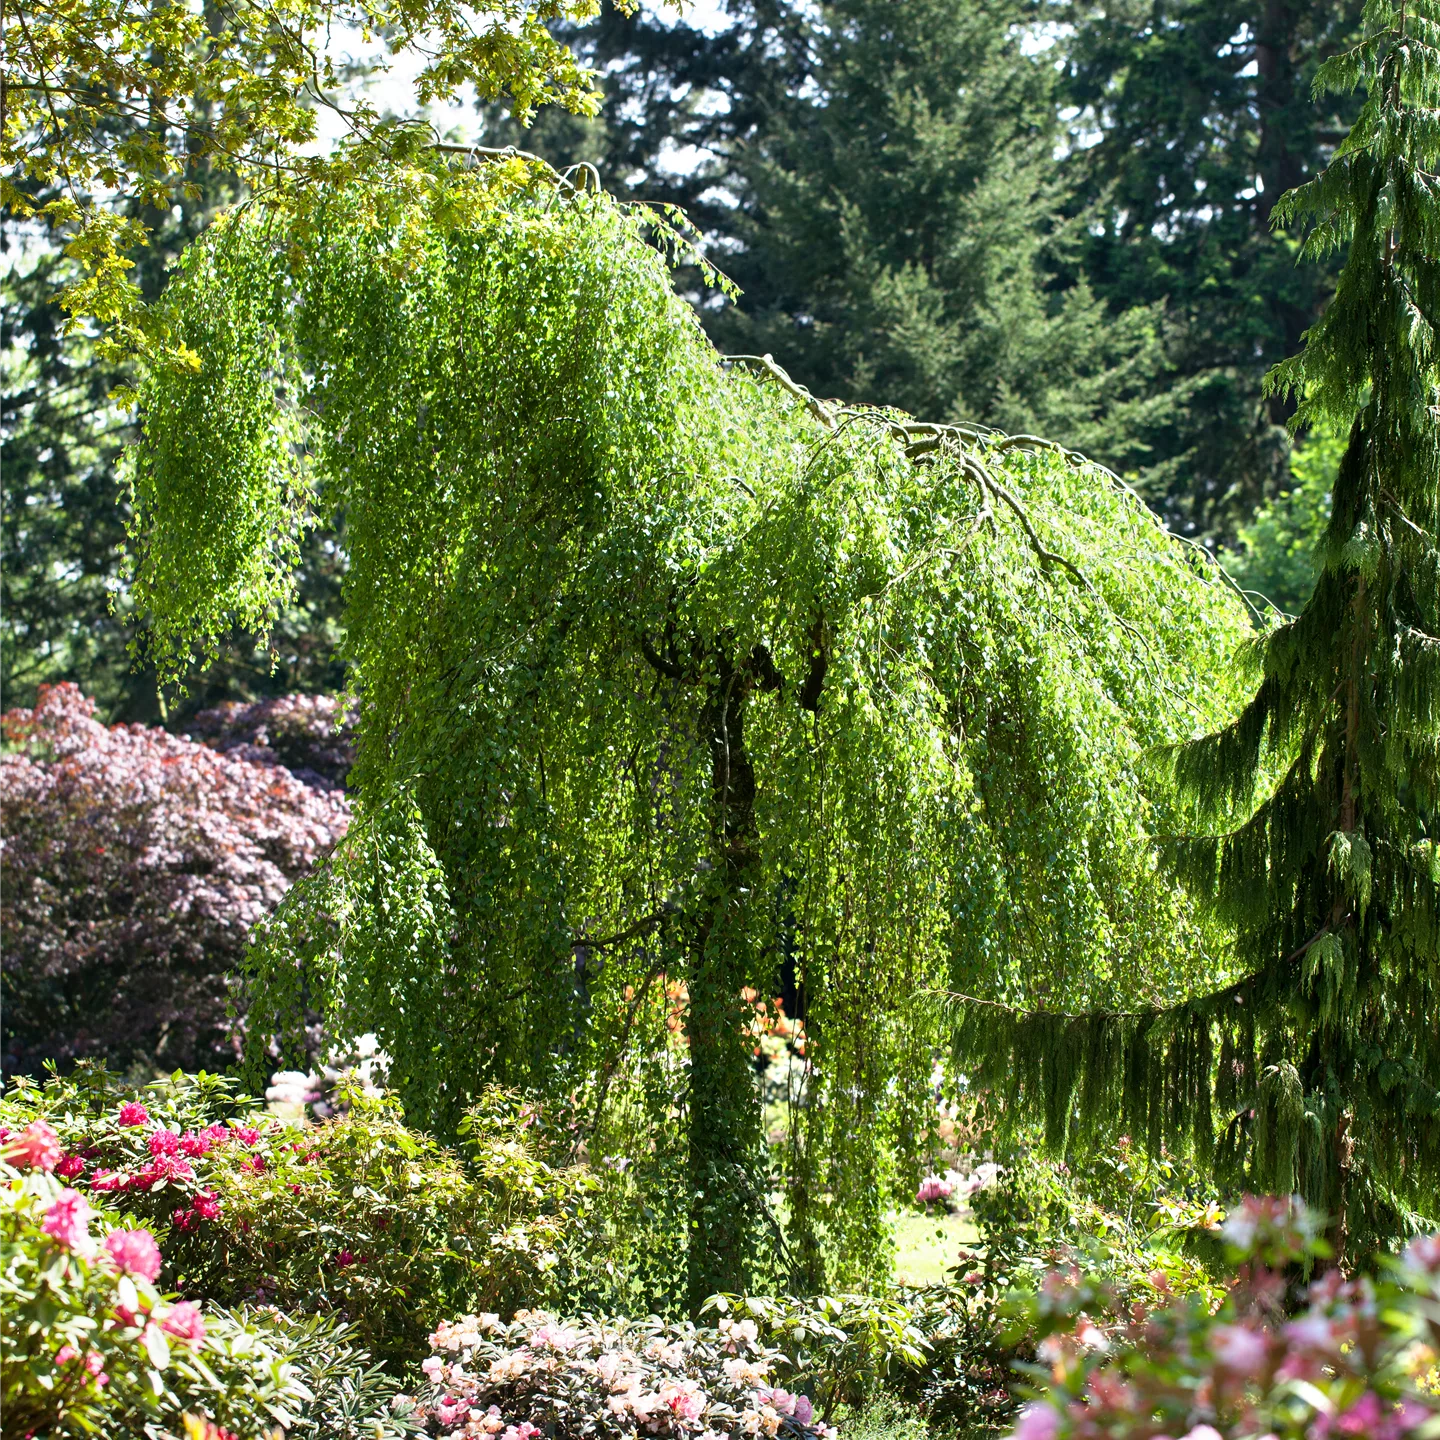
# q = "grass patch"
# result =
<box><xmin>890</xmin><ymin>1208</ymin><xmax>980</xmax><ymax>1287</ymax></box>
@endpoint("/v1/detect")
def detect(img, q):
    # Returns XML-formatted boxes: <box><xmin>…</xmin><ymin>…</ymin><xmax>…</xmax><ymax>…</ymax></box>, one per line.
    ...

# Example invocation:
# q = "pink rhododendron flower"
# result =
<box><xmin>148</xmin><ymin>1129</ymin><xmax>181</xmax><ymax>1157</ymax></box>
<box><xmin>56</xmin><ymin>1154</ymin><xmax>86</xmax><ymax>1179</ymax></box>
<box><xmin>4</xmin><ymin>1119</ymin><xmax>63</xmax><ymax>1171</ymax></box>
<box><xmin>241</xmin><ymin>1155</ymin><xmax>266</xmax><ymax>1174</ymax></box>
<box><xmin>179</xmin><ymin>1130</ymin><xmax>213</xmax><ymax>1158</ymax></box>
<box><xmin>41</xmin><ymin>1188</ymin><xmax>94</xmax><ymax>1252</ymax></box>
<box><xmin>1012</xmin><ymin>1404</ymin><xmax>1061</xmax><ymax>1440</ymax></box>
<box><xmin>55</xmin><ymin>1345</ymin><xmax>79</xmax><ymax>1366</ymax></box>
<box><xmin>91</xmin><ymin>1170</ymin><xmax>124</xmax><ymax>1191</ymax></box>
<box><xmin>795</xmin><ymin>1396</ymin><xmax>814</xmax><ymax>1425</ymax></box>
<box><xmin>192</xmin><ymin>1190</ymin><xmax>221</xmax><ymax>1220</ymax></box>
<box><xmin>135</xmin><ymin>1153</ymin><xmax>194</xmax><ymax>1186</ymax></box>
<box><xmin>233</xmin><ymin>1126</ymin><xmax>261</xmax><ymax>1147</ymax></box>
<box><xmin>421</xmin><ymin>1356</ymin><xmax>444</xmax><ymax>1380</ymax></box>
<box><xmin>336</xmin><ymin>1249</ymin><xmax>356</xmax><ymax>1268</ymax></box>
<box><xmin>160</xmin><ymin>1300</ymin><xmax>206</xmax><ymax>1343</ymax></box>
<box><xmin>117</xmin><ymin>1102</ymin><xmax>149</xmax><ymax>1126</ymax></box>
<box><xmin>915</xmin><ymin>1174</ymin><xmax>953</xmax><ymax>1204</ymax></box>
<box><xmin>104</xmin><ymin>1227</ymin><xmax>162</xmax><ymax>1280</ymax></box>
<box><xmin>1210</xmin><ymin>1323</ymin><xmax>1269</xmax><ymax>1374</ymax></box>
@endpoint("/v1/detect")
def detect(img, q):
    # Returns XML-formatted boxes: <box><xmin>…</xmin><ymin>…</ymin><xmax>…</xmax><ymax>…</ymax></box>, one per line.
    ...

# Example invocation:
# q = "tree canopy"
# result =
<box><xmin>126</xmin><ymin>162</ymin><xmax>1253</xmax><ymax>1298</ymax></box>
<box><xmin>2</xmin><ymin>0</ymin><xmax>613</xmax><ymax>355</ymax></box>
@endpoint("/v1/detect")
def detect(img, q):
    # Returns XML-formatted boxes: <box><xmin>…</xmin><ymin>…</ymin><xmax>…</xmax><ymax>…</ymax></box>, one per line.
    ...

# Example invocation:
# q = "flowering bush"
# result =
<box><xmin>401</xmin><ymin>1309</ymin><xmax>839</xmax><ymax>1440</ymax></box>
<box><xmin>1006</xmin><ymin>1196</ymin><xmax>1440</xmax><ymax>1440</ymax></box>
<box><xmin>186</xmin><ymin>693</ymin><xmax>357</xmax><ymax>793</ymax></box>
<box><xmin>0</xmin><ymin>684</ymin><xmax>350</xmax><ymax>1074</ymax></box>
<box><xmin>1</xmin><ymin>1066</ymin><xmax>602</xmax><ymax>1366</ymax></box>
<box><xmin>0</xmin><ymin>1151</ymin><xmax>305</xmax><ymax>1438</ymax></box>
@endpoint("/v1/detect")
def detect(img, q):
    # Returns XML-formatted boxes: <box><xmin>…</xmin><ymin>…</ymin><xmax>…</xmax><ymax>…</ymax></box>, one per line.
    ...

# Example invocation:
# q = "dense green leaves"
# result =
<box><xmin>129</xmin><ymin>166</ymin><xmax>1249</xmax><ymax>1295</ymax></box>
<box><xmin>958</xmin><ymin>0</ymin><xmax>1440</xmax><ymax>1258</ymax></box>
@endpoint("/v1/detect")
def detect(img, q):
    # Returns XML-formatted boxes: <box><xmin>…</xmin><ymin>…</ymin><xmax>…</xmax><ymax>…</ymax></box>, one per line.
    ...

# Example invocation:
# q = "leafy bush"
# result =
<box><xmin>0</xmin><ymin>684</ymin><xmax>350</xmax><ymax>1075</ymax></box>
<box><xmin>721</xmin><ymin>1148</ymin><xmax>1233</xmax><ymax>1435</ymax></box>
<box><xmin>0</xmin><ymin>1065</ymin><xmax>600</xmax><ymax>1366</ymax></box>
<box><xmin>186</xmin><ymin>693</ymin><xmax>357</xmax><ymax>793</ymax></box>
<box><xmin>0</xmin><ymin>1141</ymin><xmax>305</xmax><ymax>1438</ymax></box>
<box><xmin>402</xmin><ymin>1309</ymin><xmax>840</xmax><ymax>1440</ymax></box>
<box><xmin>1006</xmin><ymin>1196</ymin><xmax>1440</xmax><ymax>1440</ymax></box>
<box><xmin>234</xmin><ymin>1308</ymin><xmax>418</xmax><ymax>1439</ymax></box>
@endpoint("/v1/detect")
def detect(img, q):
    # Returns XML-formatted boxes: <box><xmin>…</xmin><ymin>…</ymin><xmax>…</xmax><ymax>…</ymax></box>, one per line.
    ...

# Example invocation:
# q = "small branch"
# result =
<box><xmin>724</xmin><ymin>354</ymin><xmax>836</xmax><ymax>430</ymax></box>
<box><xmin>574</xmin><ymin>911</ymin><xmax>668</xmax><ymax>951</ymax></box>
<box><xmin>583</xmin><ymin>953</ymin><xmax>672</xmax><ymax>1151</ymax></box>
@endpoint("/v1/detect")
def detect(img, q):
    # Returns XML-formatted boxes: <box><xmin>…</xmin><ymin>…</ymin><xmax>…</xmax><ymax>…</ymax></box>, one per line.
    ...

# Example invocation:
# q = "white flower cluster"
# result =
<box><xmin>399</xmin><ymin>1310</ymin><xmax>839</xmax><ymax>1440</ymax></box>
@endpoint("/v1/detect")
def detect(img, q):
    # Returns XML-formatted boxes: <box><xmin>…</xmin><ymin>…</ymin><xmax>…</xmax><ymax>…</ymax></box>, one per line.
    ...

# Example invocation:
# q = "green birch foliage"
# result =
<box><xmin>957</xmin><ymin>0</ymin><xmax>1440</xmax><ymax>1258</ymax></box>
<box><xmin>125</xmin><ymin>163</ymin><xmax>1250</xmax><ymax>1299</ymax></box>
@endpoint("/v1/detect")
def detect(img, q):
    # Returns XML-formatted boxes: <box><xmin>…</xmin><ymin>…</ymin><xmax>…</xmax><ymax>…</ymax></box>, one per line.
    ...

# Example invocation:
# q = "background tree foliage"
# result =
<box><xmin>507</xmin><ymin>0</ymin><xmax>1362</xmax><ymax>539</ymax></box>
<box><xmin>125</xmin><ymin>163</ymin><xmax>1251</xmax><ymax>1301</ymax></box>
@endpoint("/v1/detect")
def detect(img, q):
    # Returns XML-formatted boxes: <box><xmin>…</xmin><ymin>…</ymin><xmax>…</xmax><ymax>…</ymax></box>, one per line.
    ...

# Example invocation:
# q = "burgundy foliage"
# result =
<box><xmin>0</xmin><ymin>684</ymin><xmax>350</xmax><ymax>1076</ymax></box>
<box><xmin>185</xmin><ymin>693</ymin><xmax>357</xmax><ymax>792</ymax></box>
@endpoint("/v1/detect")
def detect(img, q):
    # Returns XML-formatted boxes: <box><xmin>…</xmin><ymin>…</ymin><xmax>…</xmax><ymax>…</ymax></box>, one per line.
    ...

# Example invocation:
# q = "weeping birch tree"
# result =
<box><xmin>125</xmin><ymin>161</ymin><xmax>1251</xmax><ymax>1300</ymax></box>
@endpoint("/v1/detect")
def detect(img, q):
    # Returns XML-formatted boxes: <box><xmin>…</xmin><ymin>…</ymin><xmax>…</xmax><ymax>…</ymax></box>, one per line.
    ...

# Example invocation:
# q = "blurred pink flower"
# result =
<box><xmin>41</xmin><ymin>1189</ymin><xmax>94</xmax><ymax>1252</ymax></box>
<box><xmin>160</xmin><ymin>1300</ymin><xmax>206</xmax><ymax>1343</ymax></box>
<box><xmin>1012</xmin><ymin>1404</ymin><xmax>1061</xmax><ymax>1440</ymax></box>
<box><xmin>5</xmin><ymin>1119</ymin><xmax>63</xmax><ymax>1172</ymax></box>
<box><xmin>105</xmin><ymin>1227</ymin><xmax>162</xmax><ymax>1280</ymax></box>
<box><xmin>1210</xmin><ymin>1323</ymin><xmax>1269</xmax><ymax>1375</ymax></box>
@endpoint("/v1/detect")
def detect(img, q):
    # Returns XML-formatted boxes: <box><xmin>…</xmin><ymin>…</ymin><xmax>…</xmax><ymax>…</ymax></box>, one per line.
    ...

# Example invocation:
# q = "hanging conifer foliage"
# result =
<box><xmin>125</xmin><ymin>161</ymin><xmax>1251</xmax><ymax>1299</ymax></box>
<box><xmin>955</xmin><ymin>0</ymin><xmax>1439</xmax><ymax>1257</ymax></box>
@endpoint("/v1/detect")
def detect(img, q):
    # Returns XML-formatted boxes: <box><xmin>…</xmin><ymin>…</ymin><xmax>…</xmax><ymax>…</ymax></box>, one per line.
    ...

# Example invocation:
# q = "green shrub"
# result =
<box><xmin>233</xmin><ymin>1308</ymin><xmax>418</xmax><ymax>1439</ymax></box>
<box><xmin>0</xmin><ymin>1154</ymin><xmax>305</xmax><ymax>1438</ymax></box>
<box><xmin>1005</xmin><ymin>1198</ymin><xmax>1440</xmax><ymax>1440</ymax></box>
<box><xmin>0</xmin><ymin>1065</ymin><xmax>602</xmax><ymax>1366</ymax></box>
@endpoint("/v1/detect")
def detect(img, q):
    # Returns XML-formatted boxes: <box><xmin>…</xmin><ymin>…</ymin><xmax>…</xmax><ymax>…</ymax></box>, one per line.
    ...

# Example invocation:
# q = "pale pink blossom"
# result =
<box><xmin>1210</xmin><ymin>1323</ymin><xmax>1270</xmax><ymax>1374</ymax></box>
<box><xmin>1012</xmin><ymin>1404</ymin><xmax>1061</xmax><ymax>1440</ymax></box>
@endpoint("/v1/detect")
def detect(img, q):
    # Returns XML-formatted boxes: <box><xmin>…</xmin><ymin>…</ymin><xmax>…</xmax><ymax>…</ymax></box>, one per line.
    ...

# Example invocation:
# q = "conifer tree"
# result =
<box><xmin>957</xmin><ymin>0</ymin><xmax>1439</xmax><ymax>1254</ymax></box>
<box><xmin>508</xmin><ymin>0</ymin><xmax>1176</xmax><ymax>478</ymax></box>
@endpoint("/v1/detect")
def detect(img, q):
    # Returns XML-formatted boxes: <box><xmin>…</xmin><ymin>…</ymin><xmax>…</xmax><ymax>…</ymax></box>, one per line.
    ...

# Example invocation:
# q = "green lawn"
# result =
<box><xmin>891</xmin><ymin>1208</ymin><xmax>981</xmax><ymax>1287</ymax></box>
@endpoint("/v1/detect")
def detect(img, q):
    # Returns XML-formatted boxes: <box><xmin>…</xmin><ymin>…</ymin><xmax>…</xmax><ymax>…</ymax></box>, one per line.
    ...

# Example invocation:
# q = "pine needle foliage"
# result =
<box><xmin>125</xmin><ymin>162</ymin><xmax>1251</xmax><ymax>1300</ymax></box>
<box><xmin>957</xmin><ymin>0</ymin><xmax>1440</xmax><ymax>1258</ymax></box>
